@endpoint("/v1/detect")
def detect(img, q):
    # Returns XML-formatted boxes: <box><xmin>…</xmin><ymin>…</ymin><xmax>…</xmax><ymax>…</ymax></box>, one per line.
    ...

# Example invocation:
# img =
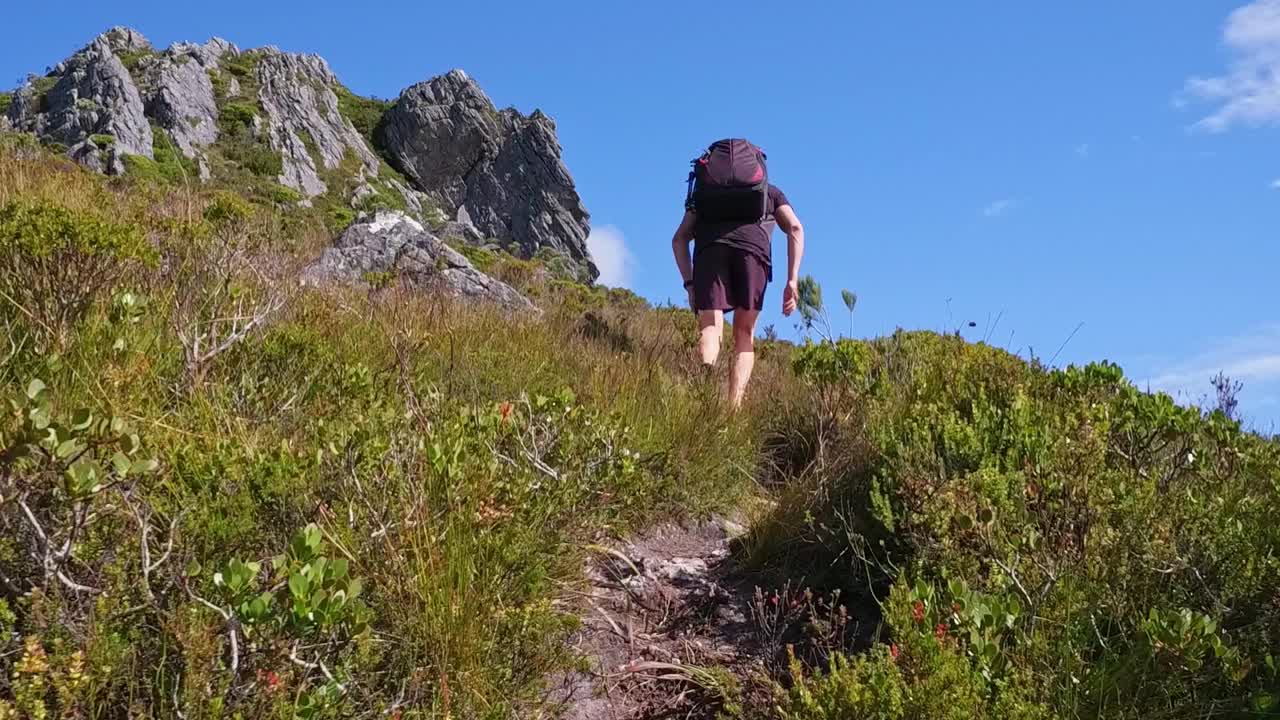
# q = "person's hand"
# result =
<box><xmin>782</xmin><ymin>280</ymin><xmax>799</xmax><ymax>316</ymax></box>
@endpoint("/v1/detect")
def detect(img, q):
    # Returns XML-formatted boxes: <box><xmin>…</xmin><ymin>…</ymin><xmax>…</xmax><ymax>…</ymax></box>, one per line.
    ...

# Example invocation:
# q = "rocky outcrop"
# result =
<box><xmin>256</xmin><ymin>50</ymin><xmax>380</xmax><ymax>198</ymax></box>
<box><xmin>6</xmin><ymin>30</ymin><xmax>154</xmax><ymax>174</ymax></box>
<box><xmin>5</xmin><ymin>28</ymin><xmax>601</xmax><ymax>283</ymax></box>
<box><xmin>143</xmin><ymin>39</ymin><xmax>235</xmax><ymax>178</ymax></box>
<box><xmin>380</xmin><ymin>70</ymin><xmax>597</xmax><ymax>281</ymax></box>
<box><xmin>303</xmin><ymin>211</ymin><xmax>535</xmax><ymax>311</ymax></box>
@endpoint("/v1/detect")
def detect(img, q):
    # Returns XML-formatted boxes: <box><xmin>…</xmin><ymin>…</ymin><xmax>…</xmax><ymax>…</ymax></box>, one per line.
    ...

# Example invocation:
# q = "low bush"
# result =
<box><xmin>749</xmin><ymin>333</ymin><xmax>1280</xmax><ymax>718</ymax></box>
<box><xmin>0</xmin><ymin>198</ymin><xmax>154</xmax><ymax>348</ymax></box>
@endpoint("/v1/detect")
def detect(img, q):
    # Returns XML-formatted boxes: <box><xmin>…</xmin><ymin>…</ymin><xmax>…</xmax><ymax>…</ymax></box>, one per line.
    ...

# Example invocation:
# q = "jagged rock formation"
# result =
<box><xmin>380</xmin><ymin>70</ymin><xmax>597</xmax><ymax>281</ymax></box>
<box><xmin>302</xmin><ymin>211</ymin><xmax>535</xmax><ymax>311</ymax></box>
<box><xmin>255</xmin><ymin>50</ymin><xmax>380</xmax><ymax>197</ymax></box>
<box><xmin>6</xmin><ymin>29</ymin><xmax>154</xmax><ymax>174</ymax></box>
<box><xmin>142</xmin><ymin>38</ymin><xmax>235</xmax><ymax>178</ymax></box>
<box><xmin>4</xmin><ymin>27</ymin><xmax>600</xmax><ymax>285</ymax></box>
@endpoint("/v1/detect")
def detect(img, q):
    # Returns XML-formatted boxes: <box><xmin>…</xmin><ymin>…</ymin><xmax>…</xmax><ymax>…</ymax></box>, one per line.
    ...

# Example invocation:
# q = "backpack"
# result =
<box><xmin>685</xmin><ymin>138</ymin><xmax>768</xmax><ymax>223</ymax></box>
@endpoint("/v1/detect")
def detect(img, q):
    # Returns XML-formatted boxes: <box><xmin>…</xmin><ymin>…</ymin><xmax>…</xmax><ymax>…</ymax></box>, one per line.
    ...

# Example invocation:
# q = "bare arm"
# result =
<box><xmin>775</xmin><ymin>204</ymin><xmax>805</xmax><ymax>315</ymax></box>
<box><xmin>671</xmin><ymin>210</ymin><xmax>697</xmax><ymax>286</ymax></box>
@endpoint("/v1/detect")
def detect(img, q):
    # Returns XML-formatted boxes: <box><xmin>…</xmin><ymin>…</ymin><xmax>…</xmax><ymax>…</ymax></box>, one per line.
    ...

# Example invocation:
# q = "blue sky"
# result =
<box><xmin>4</xmin><ymin>1</ymin><xmax>1279</xmax><ymax>429</ymax></box>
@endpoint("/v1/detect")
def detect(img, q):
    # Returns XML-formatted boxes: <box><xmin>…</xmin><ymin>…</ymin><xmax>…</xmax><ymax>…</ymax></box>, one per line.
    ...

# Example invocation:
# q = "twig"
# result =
<box><xmin>991</xmin><ymin>557</ymin><xmax>1034</xmax><ymax>610</ymax></box>
<box><xmin>185</xmin><ymin>584</ymin><xmax>239</xmax><ymax>676</ymax></box>
<box><xmin>289</xmin><ymin>643</ymin><xmax>342</xmax><ymax>689</ymax></box>
<box><xmin>1048</xmin><ymin>322</ymin><xmax>1085</xmax><ymax>367</ymax></box>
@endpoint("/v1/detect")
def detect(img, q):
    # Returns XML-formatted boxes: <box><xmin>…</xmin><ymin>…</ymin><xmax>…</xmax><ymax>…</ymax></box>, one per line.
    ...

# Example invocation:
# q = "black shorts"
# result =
<box><xmin>692</xmin><ymin>244</ymin><xmax>769</xmax><ymax>312</ymax></box>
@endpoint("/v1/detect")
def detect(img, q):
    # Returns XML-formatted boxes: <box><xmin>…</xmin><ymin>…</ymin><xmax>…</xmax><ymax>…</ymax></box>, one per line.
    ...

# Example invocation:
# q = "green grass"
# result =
<box><xmin>0</xmin><ymin>140</ymin><xmax>763</xmax><ymax>718</ymax></box>
<box><xmin>4</xmin><ymin>129</ymin><xmax>1278</xmax><ymax>720</ymax></box>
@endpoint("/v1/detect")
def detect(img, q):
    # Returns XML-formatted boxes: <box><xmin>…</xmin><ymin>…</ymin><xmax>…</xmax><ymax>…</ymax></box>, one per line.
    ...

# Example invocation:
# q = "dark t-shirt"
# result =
<box><xmin>692</xmin><ymin>184</ymin><xmax>790</xmax><ymax>280</ymax></box>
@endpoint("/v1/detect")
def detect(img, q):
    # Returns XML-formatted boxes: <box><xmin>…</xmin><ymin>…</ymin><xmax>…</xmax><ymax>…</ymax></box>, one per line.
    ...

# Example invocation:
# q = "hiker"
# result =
<box><xmin>671</xmin><ymin>138</ymin><xmax>805</xmax><ymax>409</ymax></box>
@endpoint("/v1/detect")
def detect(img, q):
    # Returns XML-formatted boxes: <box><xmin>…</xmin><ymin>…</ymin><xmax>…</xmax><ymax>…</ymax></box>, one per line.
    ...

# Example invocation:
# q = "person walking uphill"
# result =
<box><xmin>671</xmin><ymin>138</ymin><xmax>805</xmax><ymax>409</ymax></box>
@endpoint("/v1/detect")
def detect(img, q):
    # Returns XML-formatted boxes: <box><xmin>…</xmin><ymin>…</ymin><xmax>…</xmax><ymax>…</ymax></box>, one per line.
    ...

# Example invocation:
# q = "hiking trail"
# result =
<box><xmin>551</xmin><ymin>515</ymin><xmax>772</xmax><ymax>719</ymax></box>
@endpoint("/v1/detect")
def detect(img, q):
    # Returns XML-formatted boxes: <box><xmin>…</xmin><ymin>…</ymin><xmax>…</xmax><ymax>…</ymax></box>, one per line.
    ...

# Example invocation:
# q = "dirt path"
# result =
<box><xmin>550</xmin><ymin>516</ymin><xmax>770</xmax><ymax>719</ymax></box>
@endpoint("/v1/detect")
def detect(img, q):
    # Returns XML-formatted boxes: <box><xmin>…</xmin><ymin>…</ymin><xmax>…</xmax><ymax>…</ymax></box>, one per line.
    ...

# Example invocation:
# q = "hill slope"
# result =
<box><xmin>1</xmin><ymin>28</ymin><xmax>1279</xmax><ymax>720</ymax></box>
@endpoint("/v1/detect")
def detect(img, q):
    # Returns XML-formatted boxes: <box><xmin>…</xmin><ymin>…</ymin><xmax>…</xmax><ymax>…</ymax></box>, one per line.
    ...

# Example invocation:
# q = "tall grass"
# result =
<box><xmin>0</xmin><ymin>135</ymin><xmax>779</xmax><ymax>718</ymax></box>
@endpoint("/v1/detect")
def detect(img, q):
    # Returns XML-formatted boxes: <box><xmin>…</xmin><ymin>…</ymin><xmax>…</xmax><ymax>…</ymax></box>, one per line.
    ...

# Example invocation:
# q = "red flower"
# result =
<box><xmin>498</xmin><ymin>402</ymin><xmax>514</xmax><ymax>423</ymax></box>
<box><xmin>935</xmin><ymin>622</ymin><xmax>948</xmax><ymax>640</ymax></box>
<box><xmin>769</xmin><ymin>594</ymin><xmax>779</xmax><ymax>606</ymax></box>
<box><xmin>912</xmin><ymin>600</ymin><xmax>926</xmax><ymax>623</ymax></box>
<box><xmin>257</xmin><ymin>668</ymin><xmax>282</xmax><ymax>692</ymax></box>
<box><xmin>890</xmin><ymin>644</ymin><xmax>900</xmax><ymax>660</ymax></box>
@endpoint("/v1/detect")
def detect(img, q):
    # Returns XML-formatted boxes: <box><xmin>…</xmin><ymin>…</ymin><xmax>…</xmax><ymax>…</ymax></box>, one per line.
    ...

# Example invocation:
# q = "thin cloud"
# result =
<box><xmin>1141</xmin><ymin>325</ymin><xmax>1280</xmax><ymax>402</ymax></box>
<box><xmin>1182</xmin><ymin>0</ymin><xmax>1280</xmax><ymax>132</ymax></box>
<box><xmin>586</xmin><ymin>225</ymin><xmax>636</xmax><ymax>288</ymax></box>
<box><xmin>1271</xmin><ymin>178</ymin><xmax>1280</xmax><ymax>188</ymax></box>
<box><xmin>981</xmin><ymin>199</ymin><xmax>1016</xmax><ymax>218</ymax></box>
<box><xmin>1075</xmin><ymin>143</ymin><xmax>1091</xmax><ymax>159</ymax></box>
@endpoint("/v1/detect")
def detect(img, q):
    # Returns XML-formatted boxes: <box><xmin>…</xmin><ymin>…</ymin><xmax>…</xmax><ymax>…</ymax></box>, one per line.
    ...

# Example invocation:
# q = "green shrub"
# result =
<box><xmin>268</xmin><ymin>184</ymin><xmax>302</xmax><ymax>206</ymax></box>
<box><xmin>219</xmin><ymin>102</ymin><xmax>258</xmax><ymax>131</ymax></box>
<box><xmin>0</xmin><ymin>92</ymin><xmax>12</xmax><ymax>115</ymax></box>
<box><xmin>30</xmin><ymin>75</ymin><xmax>57</xmax><ymax>113</ymax></box>
<box><xmin>221</xmin><ymin>51</ymin><xmax>259</xmax><ymax>80</ymax></box>
<box><xmin>455</xmin><ymin>243</ymin><xmax>498</xmax><ymax>272</ymax></box>
<box><xmin>202</xmin><ymin>192</ymin><xmax>254</xmax><ymax>225</ymax></box>
<box><xmin>0</xmin><ymin>199</ymin><xmax>153</xmax><ymax>347</ymax></box>
<box><xmin>223</xmin><ymin>139</ymin><xmax>283</xmax><ymax>178</ymax></box>
<box><xmin>116</xmin><ymin>48</ymin><xmax>155</xmax><ymax>72</ymax></box>
<box><xmin>334</xmin><ymin>86</ymin><xmax>392</xmax><ymax>146</ymax></box>
<box><xmin>89</xmin><ymin>134</ymin><xmax>115</xmax><ymax>148</ymax></box>
<box><xmin>750</xmin><ymin>331</ymin><xmax>1280</xmax><ymax>718</ymax></box>
<box><xmin>326</xmin><ymin>206</ymin><xmax>356</xmax><ymax>233</ymax></box>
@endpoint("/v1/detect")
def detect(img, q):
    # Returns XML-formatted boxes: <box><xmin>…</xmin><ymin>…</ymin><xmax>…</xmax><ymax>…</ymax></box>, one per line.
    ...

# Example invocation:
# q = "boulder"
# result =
<box><xmin>303</xmin><ymin>211</ymin><xmax>536</xmax><ymax>311</ymax></box>
<box><xmin>380</xmin><ymin>69</ymin><xmax>596</xmax><ymax>281</ymax></box>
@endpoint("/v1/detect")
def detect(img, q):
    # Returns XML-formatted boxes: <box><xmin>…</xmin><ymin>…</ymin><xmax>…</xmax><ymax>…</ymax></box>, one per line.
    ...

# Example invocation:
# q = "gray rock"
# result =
<box><xmin>436</xmin><ymin>217</ymin><xmax>485</xmax><ymax>245</ymax></box>
<box><xmin>256</xmin><ymin>50</ymin><xmax>380</xmax><ymax>198</ymax></box>
<box><xmin>380</xmin><ymin>69</ymin><xmax>597</xmax><ymax>281</ymax></box>
<box><xmin>9</xmin><ymin>33</ymin><xmax>154</xmax><ymax>174</ymax></box>
<box><xmin>101</xmin><ymin>27</ymin><xmax>151</xmax><ymax>54</ymax></box>
<box><xmin>303</xmin><ymin>211</ymin><xmax>536</xmax><ymax>311</ymax></box>
<box><xmin>144</xmin><ymin>40</ymin><xmax>229</xmax><ymax>177</ymax></box>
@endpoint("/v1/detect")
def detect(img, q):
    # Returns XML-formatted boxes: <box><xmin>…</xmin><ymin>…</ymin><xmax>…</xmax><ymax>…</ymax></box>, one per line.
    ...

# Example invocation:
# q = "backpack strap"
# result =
<box><xmin>685</xmin><ymin>152</ymin><xmax>708</xmax><ymax>212</ymax></box>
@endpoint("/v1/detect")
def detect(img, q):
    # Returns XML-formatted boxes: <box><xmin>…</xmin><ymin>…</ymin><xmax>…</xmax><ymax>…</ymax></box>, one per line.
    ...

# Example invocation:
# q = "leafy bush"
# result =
<box><xmin>116</xmin><ymin>48</ymin><xmax>155</xmax><ymax>72</ymax></box>
<box><xmin>750</xmin><ymin>332</ymin><xmax>1280</xmax><ymax>718</ymax></box>
<box><xmin>221</xmin><ymin>51</ymin><xmax>260</xmax><ymax>80</ymax></box>
<box><xmin>30</xmin><ymin>76</ymin><xmax>57</xmax><ymax>113</ymax></box>
<box><xmin>89</xmin><ymin>133</ymin><xmax>114</xmax><ymax>148</ymax></box>
<box><xmin>0</xmin><ymin>92</ymin><xmax>12</xmax><ymax>116</ymax></box>
<box><xmin>0</xmin><ymin>199</ymin><xmax>154</xmax><ymax>347</ymax></box>
<box><xmin>333</xmin><ymin>86</ymin><xmax>392</xmax><ymax>146</ymax></box>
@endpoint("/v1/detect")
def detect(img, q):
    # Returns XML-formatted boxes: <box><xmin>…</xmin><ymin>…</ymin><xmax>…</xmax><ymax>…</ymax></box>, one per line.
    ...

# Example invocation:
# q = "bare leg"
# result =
<box><xmin>728</xmin><ymin>309</ymin><xmax>760</xmax><ymax>409</ymax></box>
<box><xmin>697</xmin><ymin>310</ymin><xmax>723</xmax><ymax>366</ymax></box>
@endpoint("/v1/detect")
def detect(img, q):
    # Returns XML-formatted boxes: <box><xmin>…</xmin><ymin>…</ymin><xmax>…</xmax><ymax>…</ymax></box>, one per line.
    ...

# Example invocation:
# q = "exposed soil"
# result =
<box><xmin>550</xmin><ymin>516</ymin><xmax>770</xmax><ymax>719</ymax></box>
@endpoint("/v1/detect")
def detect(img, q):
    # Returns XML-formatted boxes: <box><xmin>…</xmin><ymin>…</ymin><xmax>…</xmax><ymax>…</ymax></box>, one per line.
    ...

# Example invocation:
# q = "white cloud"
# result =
<box><xmin>586</xmin><ymin>225</ymin><xmax>636</xmax><ymax>288</ymax></box>
<box><xmin>981</xmin><ymin>199</ymin><xmax>1016</xmax><ymax>218</ymax></box>
<box><xmin>1141</xmin><ymin>325</ymin><xmax>1280</xmax><ymax>403</ymax></box>
<box><xmin>1271</xmin><ymin>178</ymin><xmax>1280</xmax><ymax>188</ymax></box>
<box><xmin>1183</xmin><ymin>0</ymin><xmax>1280</xmax><ymax>131</ymax></box>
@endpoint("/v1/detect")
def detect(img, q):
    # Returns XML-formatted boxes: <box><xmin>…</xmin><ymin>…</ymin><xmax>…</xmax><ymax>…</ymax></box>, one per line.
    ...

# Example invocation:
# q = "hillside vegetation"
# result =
<box><xmin>0</xmin><ymin>135</ymin><xmax>1278</xmax><ymax>719</ymax></box>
